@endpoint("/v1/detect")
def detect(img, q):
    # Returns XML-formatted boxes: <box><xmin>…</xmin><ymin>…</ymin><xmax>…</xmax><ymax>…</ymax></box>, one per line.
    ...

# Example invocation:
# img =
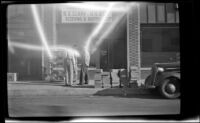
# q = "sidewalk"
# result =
<box><xmin>8</xmin><ymin>81</ymin><xmax>151</xmax><ymax>96</ymax></box>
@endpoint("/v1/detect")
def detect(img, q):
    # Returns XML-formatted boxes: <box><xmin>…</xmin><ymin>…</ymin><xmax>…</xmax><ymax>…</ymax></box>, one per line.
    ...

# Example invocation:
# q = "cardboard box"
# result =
<box><xmin>7</xmin><ymin>73</ymin><xmax>17</xmax><ymax>81</ymax></box>
<box><xmin>95</xmin><ymin>80</ymin><xmax>103</xmax><ymax>88</ymax></box>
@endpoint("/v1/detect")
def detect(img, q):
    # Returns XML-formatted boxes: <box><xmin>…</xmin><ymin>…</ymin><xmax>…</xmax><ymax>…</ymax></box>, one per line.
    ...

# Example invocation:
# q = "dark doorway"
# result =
<box><xmin>100</xmin><ymin>38</ymin><xmax>127</xmax><ymax>71</ymax></box>
<box><xmin>8</xmin><ymin>49</ymin><xmax>42</xmax><ymax>81</ymax></box>
<box><xmin>99</xmin><ymin>16</ymin><xmax>127</xmax><ymax>71</ymax></box>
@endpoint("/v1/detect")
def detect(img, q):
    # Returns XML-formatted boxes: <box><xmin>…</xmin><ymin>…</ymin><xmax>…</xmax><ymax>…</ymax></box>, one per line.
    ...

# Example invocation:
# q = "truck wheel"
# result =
<box><xmin>159</xmin><ymin>77</ymin><xmax>180</xmax><ymax>99</ymax></box>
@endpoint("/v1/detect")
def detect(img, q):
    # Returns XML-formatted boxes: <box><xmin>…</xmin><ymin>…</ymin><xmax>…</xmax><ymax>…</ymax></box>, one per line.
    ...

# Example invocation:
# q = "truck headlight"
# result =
<box><xmin>157</xmin><ymin>67</ymin><xmax>164</xmax><ymax>72</ymax></box>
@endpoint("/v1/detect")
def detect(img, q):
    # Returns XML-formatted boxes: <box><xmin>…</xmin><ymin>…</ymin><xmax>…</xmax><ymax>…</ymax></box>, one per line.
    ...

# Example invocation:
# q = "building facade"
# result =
<box><xmin>8</xmin><ymin>2</ymin><xmax>180</xmax><ymax>82</ymax></box>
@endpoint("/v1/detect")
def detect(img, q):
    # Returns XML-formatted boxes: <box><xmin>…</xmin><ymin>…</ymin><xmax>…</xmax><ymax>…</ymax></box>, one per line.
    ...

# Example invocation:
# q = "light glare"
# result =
<box><xmin>8</xmin><ymin>35</ymin><xmax>15</xmax><ymax>54</ymax></box>
<box><xmin>65</xmin><ymin>2</ymin><xmax>127</xmax><ymax>12</ymax></box>
<box><xmin>84</xmin><ymin>3</ymin><xmax>115</xmax><ymax>54</ymax></box>
<box><xmin>91</xmin><ymin>15</ymin><xmax>125</xmax><ymax>53</ymax></box>
<box><xmin>8</xmin><ymin>42</ymin><xmax>80</xmax><ymax>57</ymax></box>
<box><xmin>8</xmin><ymin>42</ymin><xmax>43</xmax><ymax>51</ymax></box>
<box><xmin>31</xmin><ymin>5</ymin><xmax>52</xmax><ymax>58</ymax></box>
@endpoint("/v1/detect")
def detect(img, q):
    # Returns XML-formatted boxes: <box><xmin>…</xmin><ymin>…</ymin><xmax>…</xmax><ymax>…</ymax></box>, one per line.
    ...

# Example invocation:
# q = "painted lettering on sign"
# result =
<box><xmin>61</xmin><ymin>8</ymin><xmax>112</xmax><ymax>23</ymax></box>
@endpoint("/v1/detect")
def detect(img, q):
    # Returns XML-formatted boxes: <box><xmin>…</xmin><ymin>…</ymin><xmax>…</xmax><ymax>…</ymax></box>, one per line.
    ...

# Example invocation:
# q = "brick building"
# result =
<box><xmin>7</xmin><ymin>2</ymin><xmax>180</xmax><ymax>83</ymax></box>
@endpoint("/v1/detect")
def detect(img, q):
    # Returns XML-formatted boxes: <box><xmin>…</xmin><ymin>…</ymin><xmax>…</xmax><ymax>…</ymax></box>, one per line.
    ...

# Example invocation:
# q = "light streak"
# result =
<box><xmin>8</xmin><ymin>41</ymin><xmax>80</xmax><ymax>57</ymax></box>
<box><xmin>91</xmin><ymin>3</ymin><xmax>132</xmax><ymax>53</ymax></box>
<box><xmin>91</xmin><ymin>14</ymin><xmax>126</xmax><ymax>53</ymax></box>
<box><xmin>50</xmin><ymin>45</ymin><xmax>80</xmax><ymax>57</ymax></box>
<box><xmin>8</xmin><ymin>41</ymin><xmax>43</xmax><ymax>51</ymax></box>
<box><xmin>30</xmin><ymin>5</ymin><xmax>52</xmax><ymax>58</ymax></box>
<box><xmin>84</xmin><ymin>3</ymin><xmax>115</xmax><ymax>54</ymax></box>
<box><xmin>65</xmin><ymin>2</ymin><xmax>128</xmax><ymax>12</ymax></box>
<box><xmin>7</xmin><ymin>35</ymin><xmax>15</xmax><ymax>54</ymax></box>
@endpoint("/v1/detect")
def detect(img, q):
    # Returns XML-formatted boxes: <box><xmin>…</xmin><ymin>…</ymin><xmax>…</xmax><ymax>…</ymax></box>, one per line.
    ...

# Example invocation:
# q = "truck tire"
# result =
<box><xmin>158</xmin><ymin>77</ymin><xmax>180</xmax><ymax>99</ymax></box>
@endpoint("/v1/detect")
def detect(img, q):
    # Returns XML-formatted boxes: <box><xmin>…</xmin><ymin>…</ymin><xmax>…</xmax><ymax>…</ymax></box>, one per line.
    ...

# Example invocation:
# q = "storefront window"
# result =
<box><xmin>141</xmin><ymin>25</ymin><xmax>180</xmax><ymax>67</ymax></box>
<box><xmin>157</xmin><ymin>4</ymin><xmax>165</xmax><ymax>23</ymax></box>
<box><xmin>139</xmin><ymin>3</ymin><xmax>147</xmax><ymax>23</ymax></box>
<box><xmin>147</xmin><ymin>4</ymin><xmax>156</xmax><ymax>23</ymax></box>
<box><xmin>140</xmin><ymin>3</ymin><xmax>178</xmax><ymax>24</ymax></box>
<box><xmin>166</xmin><ymin>3</ymin><xmax>176</xmax><ymax>23</ymax></box>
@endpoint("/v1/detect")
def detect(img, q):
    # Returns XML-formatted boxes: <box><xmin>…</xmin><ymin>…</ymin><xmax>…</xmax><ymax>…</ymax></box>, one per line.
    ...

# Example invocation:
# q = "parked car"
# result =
<box><xmin>145</xmin><ymin>62</ymin><xmax>180</xmax><ymax>99</ymax></box>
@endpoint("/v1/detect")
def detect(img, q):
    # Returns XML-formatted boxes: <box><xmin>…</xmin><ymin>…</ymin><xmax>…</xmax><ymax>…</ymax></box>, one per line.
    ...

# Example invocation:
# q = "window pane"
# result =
<box><xmin>147</xmin><ymin>4</ymin><xmax>156</xmax><ymax>23</ymax></box>
<box><xmin>157</xmin><ymin>4</ymin><xmax>165</xmax><ymax>23</ymax></box>
<box><xmin>141</xmin><ymin>26</ymin><xmax>180</xmax><ymax>67</ymax></box>
<box><xmin>167</xmin><ymin>13</ymin><xmax>175</xmax><ymax>23</ymax></box>
<box><xmin>142</xmin><ymin>39</ymin><xmax>153</xmax><ymax>52</ymax></box>
<box><xmin>176</xmin><ymin>11</ymin><xmax>179</xmax><ymax>23</ymax></box>
<box><xmin>166</xmin><ymin>3</ymin><xmax>176</xmax><ymax>23</ymax></box>
<box><xmin>140</xmin><ymin>3</ymin><xmax>147</xmax><ymax>23</ymax></box>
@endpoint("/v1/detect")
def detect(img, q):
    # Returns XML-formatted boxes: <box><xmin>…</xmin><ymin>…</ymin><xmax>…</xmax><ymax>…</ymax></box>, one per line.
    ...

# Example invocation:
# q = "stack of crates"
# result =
<box><xmin>94</xmin><ymin>69</ymin><xmax>103</xmax><ymax>88</ymax></box>
<box><xmin>110</xmin><ymin>69</ymin><xmax>120</xmax><ymax>88</ymax></box>
<box><xmin>101</xmin><ymin>72</ymin><xmax>111</xmax><ymax>88</ymax></box>
<box><xmin>7</xmin><ymin>73</ymin><xmax>17</xmax><ymax>81</ymax></box>
<box><xmin>119</xmin><ymin>69</ymin><xmax>129</xmax><ymax>88</ymax></box>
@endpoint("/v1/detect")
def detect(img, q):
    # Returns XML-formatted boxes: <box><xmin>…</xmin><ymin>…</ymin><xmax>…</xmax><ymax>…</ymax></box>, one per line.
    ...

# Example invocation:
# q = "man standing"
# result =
<box><xmin>72</xmin><ymin>45</ymin><xmax>78</xmax><ymax>83</ymax></box>
<box><xmin>79</xmin><ymin>49</ymin><xmax>90</xmax><ymax>85</ymax></box>
<box><xmin>64</xmin><ymin>50</ymin><xmax>74</xmax><ymax>86</ymax></box>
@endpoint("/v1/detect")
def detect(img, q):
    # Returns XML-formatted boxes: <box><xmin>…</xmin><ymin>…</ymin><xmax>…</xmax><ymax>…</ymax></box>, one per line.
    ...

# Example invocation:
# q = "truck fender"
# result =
<box><xmin>155</xmin><ymin>72</ymin><xmax>180</xmax><ymax>86</ymax></box>
<box><xmin>144</xmin><ymin>75</ymin><xmax>152</xmax><ymax>87</ymax></box>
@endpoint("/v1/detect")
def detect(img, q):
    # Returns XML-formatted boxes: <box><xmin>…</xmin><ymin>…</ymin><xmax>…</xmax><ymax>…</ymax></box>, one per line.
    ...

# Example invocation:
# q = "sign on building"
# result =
<box><xmin>61</xmin><ymin>7</ymin><xmax>112</xmax><ymax>23</ymax></box>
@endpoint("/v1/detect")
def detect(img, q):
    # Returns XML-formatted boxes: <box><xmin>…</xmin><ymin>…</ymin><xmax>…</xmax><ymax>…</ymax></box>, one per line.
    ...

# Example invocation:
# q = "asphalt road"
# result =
<box><xmin>8</xmin><ymin>95</ymin><xmax>180</xmax><ymax>117</ymax></box>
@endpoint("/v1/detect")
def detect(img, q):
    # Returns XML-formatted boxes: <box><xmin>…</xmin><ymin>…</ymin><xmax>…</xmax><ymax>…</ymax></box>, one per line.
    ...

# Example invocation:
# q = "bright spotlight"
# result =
<box><xmin>84</xmin><ymin>3</ymin><xmax>115</xmax><ymax>54</ymax></box>
<box><xmin>31</xmin><ymin>5</ymin><xmax>52</xmax><ymax>58</ymax></box>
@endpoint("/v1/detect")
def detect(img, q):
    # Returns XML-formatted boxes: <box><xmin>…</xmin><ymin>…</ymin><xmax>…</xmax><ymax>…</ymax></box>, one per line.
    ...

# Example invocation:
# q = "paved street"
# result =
<box><xmin>8</xmin><ymin>81</ymin><xmax>180</xmax><ymax>117</ymax></box>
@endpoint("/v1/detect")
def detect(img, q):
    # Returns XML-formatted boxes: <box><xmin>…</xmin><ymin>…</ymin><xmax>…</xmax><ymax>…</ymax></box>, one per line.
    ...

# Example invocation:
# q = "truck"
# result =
<box><xmin>144</xmin><ymin>62</ymin><xmax>180</xmax><ymax>99</ymax></box>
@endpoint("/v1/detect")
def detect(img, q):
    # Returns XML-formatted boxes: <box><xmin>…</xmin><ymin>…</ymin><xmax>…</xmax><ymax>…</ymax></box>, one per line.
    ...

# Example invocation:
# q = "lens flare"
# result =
<box><xmin>31</xmin><ymin>5</ymin><xmax>52</xmax><ymax>58</ymax></box>
<box><xmin>84</xmin><ymin>3</ymin><xmax>115</xmax><ymax>54</ymax></box>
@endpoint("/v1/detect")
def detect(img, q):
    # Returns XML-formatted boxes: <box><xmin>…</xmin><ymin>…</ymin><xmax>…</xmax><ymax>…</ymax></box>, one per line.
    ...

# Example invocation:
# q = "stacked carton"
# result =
<box><xmin>94</xmin><ymin>69</ymin><xmax>103</xmax><ymax>88</ymax></box>
<box><xmin>101</xmin><ymin>72</ymin><xmax>111</xmax><ymax>88</ymax></box>
<box><xmin>7</xmin><ymin>73</ymin><xmax>17</xmax><ymax>81</ymax></box>
<box><xmin>110</xmin><ymin>69</ymin><xmax>120</xmax><ymax>88</ymax></box>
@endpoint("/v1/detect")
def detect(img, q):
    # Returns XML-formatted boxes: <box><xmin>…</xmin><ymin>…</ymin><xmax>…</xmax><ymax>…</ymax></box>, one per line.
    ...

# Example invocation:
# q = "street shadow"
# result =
<box><xmin>93</xmin><ymin>88</ymin><xmax>165</xmax><ymax>99</ymax></box>
<box><xmin>60</xmin><ymin>85</ymin><xmax>95</xmax><ymax>88</ymax></box>
<box><xmin>8</xmin><ymin>81</ymin><xmax>95</xmax><ymax>88</ymax></box>
<box><xmin>8</xmin><ymin>81</ymin><xmax>65</xmax><ymax>86</ymax></box>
